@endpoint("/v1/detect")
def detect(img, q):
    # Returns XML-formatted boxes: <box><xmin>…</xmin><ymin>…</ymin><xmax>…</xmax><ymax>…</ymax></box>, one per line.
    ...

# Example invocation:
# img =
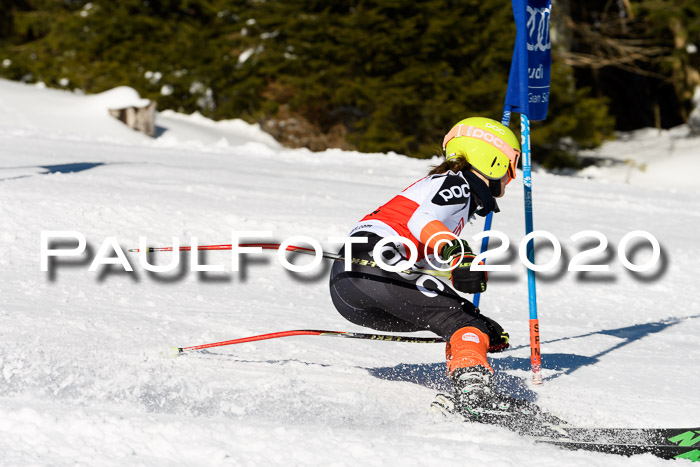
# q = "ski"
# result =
<box><xmin>431</xmin><ymin>393</ymin><xmax>700</xmax><ymax>461</ymax></box>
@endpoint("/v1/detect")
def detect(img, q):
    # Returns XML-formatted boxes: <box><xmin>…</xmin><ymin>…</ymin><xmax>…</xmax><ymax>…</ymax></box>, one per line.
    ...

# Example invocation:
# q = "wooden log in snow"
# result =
<box><xmin>108</xmin><ymin>101</ymin><xmax>157</xmax><ymax>137</ymax></box>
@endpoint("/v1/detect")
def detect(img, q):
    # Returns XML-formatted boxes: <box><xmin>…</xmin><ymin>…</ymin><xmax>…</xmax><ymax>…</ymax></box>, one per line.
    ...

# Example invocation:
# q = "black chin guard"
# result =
<box><xmin>489</xmin><ymin>178</ymin><xmax>503</xmax><ymax>197</ymax></box>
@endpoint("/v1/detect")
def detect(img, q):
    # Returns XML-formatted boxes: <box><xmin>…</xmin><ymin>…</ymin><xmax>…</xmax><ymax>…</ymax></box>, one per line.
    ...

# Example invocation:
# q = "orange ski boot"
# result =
<box><xmin>447</xmin><ymin>327</ymin><xmax>494</xmax><ymax>418</ymax></box>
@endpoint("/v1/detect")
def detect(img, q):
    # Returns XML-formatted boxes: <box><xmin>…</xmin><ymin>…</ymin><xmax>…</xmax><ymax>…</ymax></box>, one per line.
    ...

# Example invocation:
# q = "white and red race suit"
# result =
<box><xmin>348</xmin><ymin>169</ymin><xmax>496</xmax><ymax>263</ymax></box>
<box><xmin>328</xmin><ymin>168</ymin><xmax>501</xmax><ymax>341</ymax></box>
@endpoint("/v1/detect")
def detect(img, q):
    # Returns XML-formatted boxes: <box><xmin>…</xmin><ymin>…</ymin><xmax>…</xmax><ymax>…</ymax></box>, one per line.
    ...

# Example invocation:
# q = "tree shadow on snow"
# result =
<box><xmin>0</xmin><ymin>162</ymin><xmax>107</xmax><ymax>181</ymax></box>
<box><xmin>40</xmin><ymin>162</ymin><xmax>106</xmax><ymax>174</ymax></box>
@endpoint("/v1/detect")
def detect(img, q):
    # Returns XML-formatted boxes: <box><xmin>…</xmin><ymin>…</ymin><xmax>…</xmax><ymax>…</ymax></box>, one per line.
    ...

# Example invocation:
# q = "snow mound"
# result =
<box><xmin>580</xmin><ymin>125</ymin><xmax>700</xmax><ymax>192</ymax></box>
<box><xmin>87</xmin><ymin>86</ymin><xmax>152</xmax><ymax>110</ymax></box>
<box><xmin>155</xmin><ymin>110</ymin><xmax>282</xmax><ymax>149</ymax></box>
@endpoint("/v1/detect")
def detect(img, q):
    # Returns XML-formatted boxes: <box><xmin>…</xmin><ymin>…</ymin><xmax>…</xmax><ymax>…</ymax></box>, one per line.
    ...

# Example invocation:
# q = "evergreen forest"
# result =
<box><xmin>1</xmin><ymin>0</ymin><xmax>698</xmax><ymax>168</ymax></box>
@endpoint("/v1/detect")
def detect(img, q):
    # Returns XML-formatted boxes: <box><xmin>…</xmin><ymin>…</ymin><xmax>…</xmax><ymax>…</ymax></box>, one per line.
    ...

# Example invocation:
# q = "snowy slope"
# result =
<box><xmin>1</xmin><ymin>79</ymin><xmax>699</xmax><ymax>466</ymax></box>
<box><xmin>580</xmin><ymin>125</ymin><xmax>700</xmax><ymax>192</ymax></box>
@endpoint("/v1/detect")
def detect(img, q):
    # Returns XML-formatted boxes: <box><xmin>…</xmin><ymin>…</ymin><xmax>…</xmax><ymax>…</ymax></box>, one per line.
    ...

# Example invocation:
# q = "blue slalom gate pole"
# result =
<box><xmin>520</xmin><ymin>113</ymin><xmax>542</xmax><ymax>384</ymax></box>
<box><xmin>472</xmin><ymin>107</ymin><xmax>512</xmax><ymax>309</ymax></box>
<box><xmin>474</xmin><ymin>0</ymin><xmax>551</xmax><ymax>385</ymax></box>
<box><xmin>504</xmin><ymin>0</ymin><xmax>551</xmax><ymax>384</ymax></box>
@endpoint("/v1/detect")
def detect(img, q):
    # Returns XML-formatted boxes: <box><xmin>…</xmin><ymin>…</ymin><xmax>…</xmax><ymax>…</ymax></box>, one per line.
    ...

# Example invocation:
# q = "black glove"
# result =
<box><xmin>439</xmin><ymin>238</ymin><xmax>487</xmax><ymax>294</ymax></box>
<box><xmin>480</xmin><ymin>313</ymin><xmax>510</xmax><ymax>353</ymax></box>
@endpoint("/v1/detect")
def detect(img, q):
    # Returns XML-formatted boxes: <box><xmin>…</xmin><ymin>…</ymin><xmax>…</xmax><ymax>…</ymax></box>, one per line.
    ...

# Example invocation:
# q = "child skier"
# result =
<box><xmin>329</xmin><ymin>117</ymin><xmax>520</xmax><ymax>418</ymax></box>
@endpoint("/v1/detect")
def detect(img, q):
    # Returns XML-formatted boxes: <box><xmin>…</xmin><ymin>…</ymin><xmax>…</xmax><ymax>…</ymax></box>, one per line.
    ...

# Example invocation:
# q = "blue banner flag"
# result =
<box><xmin>505</xmin><ymin>0</ymin><xmax>552</xmax><ymax>121</ymax></box>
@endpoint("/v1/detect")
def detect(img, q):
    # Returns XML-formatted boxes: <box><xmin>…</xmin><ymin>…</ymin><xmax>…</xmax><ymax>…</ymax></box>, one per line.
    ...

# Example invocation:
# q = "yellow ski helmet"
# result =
<box><xmin>443</xmin><ymin>117</ymin><xmax>521</xmax><ymax>182</ymax></box>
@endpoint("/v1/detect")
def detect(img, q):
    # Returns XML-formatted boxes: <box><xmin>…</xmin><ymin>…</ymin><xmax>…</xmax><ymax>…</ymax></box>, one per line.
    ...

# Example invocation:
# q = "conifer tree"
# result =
<box><xmin>0</xmin><ymin>0</ymin><xmax>620</xmax><ymax>167</ymax></box>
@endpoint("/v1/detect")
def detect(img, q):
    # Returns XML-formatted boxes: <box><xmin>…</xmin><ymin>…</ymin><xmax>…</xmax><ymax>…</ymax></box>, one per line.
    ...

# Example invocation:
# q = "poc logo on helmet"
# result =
<box><xmin>439</xmin><ymin>184</ymin><xmax>470</xmax><ymax>203</ymax></box>
<box><xmin>485</xmin><ymin>122</ymin><xmax>505</xmax><ymax>135</ymax></box>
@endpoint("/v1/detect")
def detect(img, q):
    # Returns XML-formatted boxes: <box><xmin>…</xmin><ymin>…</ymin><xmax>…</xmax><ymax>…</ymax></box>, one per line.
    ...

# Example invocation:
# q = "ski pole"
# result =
<box><xmin>129</xmin><ymin>243</ymin><xmax>317</xmax><ymax>255</ymax></box>
<box><xmin>473</xmin><ymin>107</ymin><xmax>513</xmax><ymax>309</ymax></box>
<box><xmin>175</xmin><ymin>329</ymin><xmax>510</xmax><ymax>354</ymax></box>
<box><xmin>129</xmin><ymin>242</ymin><xmax>451</xmax><ymax>278</ymax></box>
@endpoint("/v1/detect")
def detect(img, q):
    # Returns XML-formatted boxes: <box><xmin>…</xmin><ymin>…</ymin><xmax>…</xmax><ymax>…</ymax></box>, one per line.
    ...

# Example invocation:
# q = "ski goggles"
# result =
<box><xmin>505</xmin><ymin>149</ymin><xmax>520</xmax><ymax>185</ymax></box>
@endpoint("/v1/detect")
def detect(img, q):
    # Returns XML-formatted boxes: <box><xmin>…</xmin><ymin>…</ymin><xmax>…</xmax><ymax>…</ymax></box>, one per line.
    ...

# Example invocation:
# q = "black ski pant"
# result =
<box><xmin>328</xmin><ymin>234</ymin><xmax>490</xmax><ymax>340</ymax></box>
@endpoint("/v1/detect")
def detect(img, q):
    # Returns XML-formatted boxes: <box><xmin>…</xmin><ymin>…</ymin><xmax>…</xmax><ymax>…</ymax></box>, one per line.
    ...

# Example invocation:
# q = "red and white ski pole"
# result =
<box><xmin>129</xmin><ymin>242</ymin><xmax>450</xmax><ymax>278</ymax></box>
<box><xmin>129</xmin><ymin>242</ymin><xmax>324</xmax><ymax>256</ymax></box>
<box><xmin>175</xmin><ymin>329</ymin><xmax>510</xmax><ymax>354</ymax></box>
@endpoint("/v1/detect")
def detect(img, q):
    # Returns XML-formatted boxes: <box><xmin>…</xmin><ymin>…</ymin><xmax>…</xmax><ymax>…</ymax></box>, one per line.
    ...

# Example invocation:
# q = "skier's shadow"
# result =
<box><xmin>367</xmin><ymin>314</ymin><xmax>700</xmax><ymax>400</ymax></box>
<box><xmin>367</xmin><ymin>361</ymin><xmax>538</xmax><ymax>401</ymax></box>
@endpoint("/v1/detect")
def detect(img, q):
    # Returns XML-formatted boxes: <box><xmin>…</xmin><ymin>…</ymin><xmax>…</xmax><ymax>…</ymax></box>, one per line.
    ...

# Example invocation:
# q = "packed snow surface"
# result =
<box><xmin>580</xmin><ymin>125</ymin><xmax>700</xmax><ymax>191</ymax></box>
<box><xmin>0</xmin><ymin>79</ymin><xmax>699</xmax><ymax>466</ymax></box>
